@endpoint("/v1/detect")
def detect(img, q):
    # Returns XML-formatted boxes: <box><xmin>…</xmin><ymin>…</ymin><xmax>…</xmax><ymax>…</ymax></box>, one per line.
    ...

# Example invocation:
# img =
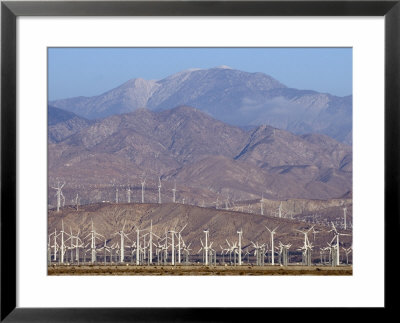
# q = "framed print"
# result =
<box><xmin>1</xmin><ymin>0</ymin><xmax>399</xmax><ymax>321</ymax></box>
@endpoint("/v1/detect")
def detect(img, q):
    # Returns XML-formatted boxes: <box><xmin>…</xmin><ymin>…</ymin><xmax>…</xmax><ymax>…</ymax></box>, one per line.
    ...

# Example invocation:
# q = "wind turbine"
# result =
<box><xmin>72</xmin><ymin>229</ymin><xmax>84</xmax><ymax>264</ymax></box>
<box><xmin>176</xmin><ymin>224</ymin><xmax>187</xmax><ymax>264</ymax></box>
<box><xmin>168</xmin><ymin>227</ymin><xmax>177</xmax><ymax>265</ymax></box>
<box><xmin>157</xmin><ymin>177</ymin><xmax>162</xmax><ymax>204</ymax></box>
<box><xmin>172</xmin><ymin>181</ymin><xmax>176</xmax><ymax>203</ymax></box>
<box><xmin>183</xmin><ymin>242</ymin><xmax>192</xmax><ymax>265</ymax></box>
<box><xmin>329</xmin><ymin>222</ymin><xmax>351</xmax><ymax>266</ymax></box>
<box><xmin>56</xmin><ymin>219</ymin><xmax>71</xmax><ymax>264</ymax></box>
<box><xmin>98</xmin><ymin>237</ymin><xmax>111</xmax><ymax>264</ymax></box>
<box><xmin>141</xmin><ymin>176</ymin><xmax>146</xmax><ymax>203</ymax></box>
<box><xmin>342</xmin><ymin>246</ymin><xmax>352</xmax><ymax>265</ymax></box>
<box><xmin>296</xmin><ymin>226</ymin><xmax>314</xmax><ymax>266</ymax></box>
<box><xmin>52</xmin><ymin>179</ymin><xmax>65</xmax><ymax>212</ymax></box>
<box><xmin>260</xmin><ymin>193</ymin><xmax>265</xmax><ymax>215</ymax></box>
<box><xmin>134</xmin><ymin>225</ymin><xmax>147</xmax><ymax>265</ymax></box>
<box><xmin>343</xmin><ymin>206</ymin><xmax>347</xmax><ymax>230</ymax></box>
<box><xmin>113</xmin><ymin>220</ymin><xmax>131</xmax><ymax>263</ymax></box>
<box><xmin>127</xmin><ymin>186</ymin><xmax>131</xmax><ymax>203</ymax></box>
<box><xmin>278</xmin><ymin>242</ymin><xmax>292</xmax><ymax>266</ymax></box>
<box><xmin>198</xmin><ymin>230</ymin><xmax>212</xmax><ymax>265</ymax></box>
<box><xmin>74</xmin><ymin>193</ymin><xmax>80</xmax><ymax>211</ymax></box>
<box><xmin>84</xmin><ymin>219</ymin><xmax>104</xmax><ymax>264</ymax></box>
<box><xmin>237</xmin><ymin>229</ymin><xmax>243</xmax><ymax>265</ymax></box>
<box><xmin>48</xmin><ymin>229</ymin><xmax>58</xmax><ymax>263</ymax></box>
<box><xmin>251</xmin><ymin>241</ymin><xmax>266</xmax><ymax>266</ymax></box>
<box><xmin>265</xmin><ymin>225</ymin><xmax>279</xmax><ymax>265</ymax></box>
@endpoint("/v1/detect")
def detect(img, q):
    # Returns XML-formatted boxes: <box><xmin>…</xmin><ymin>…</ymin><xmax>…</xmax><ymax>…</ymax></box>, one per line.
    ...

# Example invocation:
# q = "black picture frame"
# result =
<box><xmin>1</xmin><ymin>0</ymin><xmax>399</xmax><ymax>321</ymax></box>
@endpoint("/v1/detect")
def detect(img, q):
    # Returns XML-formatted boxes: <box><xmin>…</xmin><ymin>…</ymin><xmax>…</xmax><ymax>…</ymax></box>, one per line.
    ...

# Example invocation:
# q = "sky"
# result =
<box><xmin>48</xmin><ymin>47</ymin><xmax>352</xmax><ymax>101</ymax></box>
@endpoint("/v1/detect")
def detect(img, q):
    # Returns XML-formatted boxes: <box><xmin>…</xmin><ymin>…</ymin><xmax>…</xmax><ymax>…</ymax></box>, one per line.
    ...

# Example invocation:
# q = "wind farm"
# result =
<box><xmin>48</xmin><ymin>62</ymin><xmax>353</xmax><ymax>276</ymax></box>
<box><xmin>47</xmin><ymin>193</ymin><xmax>352</xmax><ymax>276</ymax></box>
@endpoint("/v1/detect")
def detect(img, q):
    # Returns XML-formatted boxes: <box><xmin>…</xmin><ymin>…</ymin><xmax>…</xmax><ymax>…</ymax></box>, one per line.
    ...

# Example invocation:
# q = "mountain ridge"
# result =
<box><xmin>49</xmin><ymin>67</ymin><xmax>352</xmax><ymax>144</ymax></box>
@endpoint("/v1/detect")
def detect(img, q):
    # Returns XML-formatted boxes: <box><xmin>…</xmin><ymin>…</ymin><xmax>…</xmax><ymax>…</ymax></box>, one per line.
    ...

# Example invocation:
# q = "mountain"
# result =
<box><xmin>48</xmin><ymin>106</ymin><xmax>92</xmax><ymax>143</ymax></box>
<box><xmin>48</xmin><ymin>106</ymin><xmax>352</xmax><ymax>206</ymax></box>
<box><xmin>49</xmin><ymin>67</ymin><xmax>352</xmax><ymax>144</ymax></box>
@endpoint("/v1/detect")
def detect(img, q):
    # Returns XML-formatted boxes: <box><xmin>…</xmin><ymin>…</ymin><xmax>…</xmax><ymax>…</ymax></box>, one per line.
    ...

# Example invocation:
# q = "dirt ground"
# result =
<box><xmin>48</xmin><ymin>264</ymin><xmax>352</xmax><ymax>276</ymax></box>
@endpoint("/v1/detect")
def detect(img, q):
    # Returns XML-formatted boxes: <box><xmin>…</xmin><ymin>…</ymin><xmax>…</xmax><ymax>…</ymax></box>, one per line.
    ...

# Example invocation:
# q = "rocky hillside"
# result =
<box><xmin>48</xmin><ymin>106</ymin><xmax>352</xmax><ymax>206</ymax></box>
<box><xmin>49</xmin><ymin>106</ymin><xmax>92</xmax><ymax>143</ymax></box>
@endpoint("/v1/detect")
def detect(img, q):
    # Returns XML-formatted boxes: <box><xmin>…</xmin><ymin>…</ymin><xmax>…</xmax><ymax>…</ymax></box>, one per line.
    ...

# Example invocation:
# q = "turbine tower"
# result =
<box><xmin>127</xmin><ymin>186</ymin><xmax>131</xmax><ymax>203</ymax></box>
<box><xmin>343</xmin><ymin>207</ymin><xmax>347</xmax><ymax>230</ymax></box>
<box><xmin>56</xmin><ymin>220</ymin><xmax>70</xmax><ymax>264</ymax></box>
<box><xmin>85</xmin><ymin>219</ymin><xmax>104</xmax><ymax>264</ymax></box>
<box><xmin>158</xmin><ymin>177</ymin><xmax>162</xmax><ymax>204</ymax></box>
<box><xmin>114</xmin><ymin>220</ymin><xmax>131</xmax><ymax>263</ymax></box>
<box><xmin>177</xmin><ymin>224</ymin><xmax>187</xmax><ymax>264</ymax></box>
<box><xmin>141</xmin><ymin>177</ymin><xmax>146</xmax><ymax>203</ymax></box>
<box><xmin>260</xmin><ymin>193</ymin><xmax>264</xmax><ymax>216</ymax></box>
<box><xmin>265</xmin><ymin>225</ymin><xmax>279</xmax><ymax>265</ymax></box>
<box><xmin>237</xmin><ymin>229</ymin><xmax>243</xmax><ymax>265</ymax></box>
<box><xmin>169</xmin><ymin>228</ymin><xmax>177</xmax><ymax>265</ymax></box>
<box><xmin>74</xmin><ymin>193</ymin><xmax>80</xmax><ymax>211</ymax></box>
<box><xmin>198</xmin><ymin>229</ymin><xmax>212</xmax><ymax>265</ymax></box>
<box><xmin>172</xmin><ymin>181</ymin><xmax>176</xmax><ymax>203</ymax></box>
<box><xmin>329</xmin><ymin>222</ymin><xmax>351</xmax><ymax>266</ymax></box>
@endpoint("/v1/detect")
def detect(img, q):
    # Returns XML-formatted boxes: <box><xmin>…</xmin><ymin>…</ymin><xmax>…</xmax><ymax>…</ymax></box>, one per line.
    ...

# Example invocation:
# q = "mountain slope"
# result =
<box><xmin>48</xmin><ymin>106</ymin><xmax>352</xmax><ymax>205</ymax></box>
<box><xmin>48</xmin><ymin>106</ymin><xmax>92</xmax><ymax>143</ymax></box>
<box><xmin>49</xmin><ymin>67</ymin><xmax>352</xmax><ymax>144</ymax></box>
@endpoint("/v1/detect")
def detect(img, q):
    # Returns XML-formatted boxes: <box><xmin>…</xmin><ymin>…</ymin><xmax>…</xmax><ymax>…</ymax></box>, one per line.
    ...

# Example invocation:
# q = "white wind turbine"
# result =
<box><xmin>127</xmin><ymin>186</ymin><xmax>131</xmax><ymax>203</ymax></box>
<box><xmin>278</xmin><ymin>241</ymin><xmax>292</xmax><ymax>266</ymax></box>
<box><xmin>56</xmin><ymin>220</ymin><xmax>71</xmax><ymax>264</ymax></box>
<box><xmin>182</xmin><ymin>242</ymin><xmax>192</xmax><ymax>264</ymax></box>
<box><xmin>84</xmin><ymin>219</ymin><xmax>104</xmax><ymax>264</ymax></box>
<box><xmin>49</xmin><ymin>228</ymin><xmax>58</xmax><ymax>262</ymax></box>
<box><xmin>172</xmin><ymin>181</ymin><xmax>177</xmax><ymax>203</ymax></box>
<box><xmin>48</xmin><ymin>229</ymin><xmax>58</xmax><ymax>263</ymax></box>
<box><xmin>343</xmin><ymin>206</ymin><xmax>347</xmax><ymax>230</ymax></box>
<box><xmin>214</xmin><ymin>196</ymin><xmax>219</xmax><ymax>210</ymax></box>
<box><xmin>251</xmin><ymin>241</ymin><xmax>266</xmax><ymax>266</ymax></box>
<box><xmin>98</xmin><ymin>237</ymin><xmax>111</xmax><ymax>264</ymax></box>
<box><xmin>198</xmin><ymin>229</ymin><xmax>212</xmax><ymax>265</ymax></box>
<box><xmin>237</xmin><ymin>229</ymin><xmax>243</xmax><ymax>265</ymax></box>
<box><xmin>265</xmin><ymin>225</ymin><xmax>279</xmax><ymax>265</ymax></box>
<box><xmin>296</xmin><ymin>226</ymin><xmax>314</xmax><ymax>266</ymax></box>
<box><xmin>147</xmin><ymin>220</ymin><xmax>157</xmax><ymax>265</ymax></box>
<box><xmin>74</xmin><ymin>193</ymin><xmax>80</xmax><ymax>211</ymax></box>
<box><xmin>272</xmin><ymin>201</ymin><xmax>291</xmax><ymax>219</ymax></box>
<box><xmin>158</xmin><ymin>177</ymin><xmax>162</xmax><ymax>204</ymax></box>
<box><xmin>225</xmin><ymin>240</ymin><xmax>239</xmax><ymax>265</ymax></box>
<box><xmin>176</xmin><ymin>224</ymin><xmax>187</xmax><ymax>264</ymax></box>
<box><xmin>168</xmin><ymin>227</ymin><xmax>177</xmax><ymax>265</ymax></box>
<box><xmin>260</xmin><ymin>193</ymin><xmax>265</xmax><ymax>215</ymax></box>
<box><xmin>329</xmin><ymin>222</ymin><xmax>351</xmax><ymax>266</ymax></box>
<box><xmin>134</xmin><ymin>225</ymin><xmax>147</xmax><ymax>265</ymax></box>
<box><xmin>113</xmin><ymin>220</ymin><xmax>131</xmax><ymax>263</ymax></box>
<box><xmin>141</xmin><ymin>176</ymin><xmax>146</xmax><ymax>203</ymax></box>
<box><xmin>52</xmin><ymin>179</ymin><xmax>65</xmax><ymax>212</ymax></box>
<box><xmin>72</xmin><ymin>229</ymin><xmax>84</xmax><ymax>264</ymax></box>
<box><xmin>342</xmin><ymin>245</ymin><xmax>352</xmax><ymax>265</ymax></box>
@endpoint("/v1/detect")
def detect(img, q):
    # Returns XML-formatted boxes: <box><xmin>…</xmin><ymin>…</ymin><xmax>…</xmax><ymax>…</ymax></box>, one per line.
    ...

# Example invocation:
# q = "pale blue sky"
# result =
<box><xmin>48</xmin><ymin>47</ymin><xmax>352</xmax><ymax>101</ymax></box>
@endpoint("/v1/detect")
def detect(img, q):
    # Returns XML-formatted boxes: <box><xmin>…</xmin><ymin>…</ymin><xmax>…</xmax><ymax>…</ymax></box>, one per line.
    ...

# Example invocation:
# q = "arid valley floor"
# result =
<box><xmin>48</xmin><ymin>264</ymin><xmax>352</xmax><ymax>276</ymax></box>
